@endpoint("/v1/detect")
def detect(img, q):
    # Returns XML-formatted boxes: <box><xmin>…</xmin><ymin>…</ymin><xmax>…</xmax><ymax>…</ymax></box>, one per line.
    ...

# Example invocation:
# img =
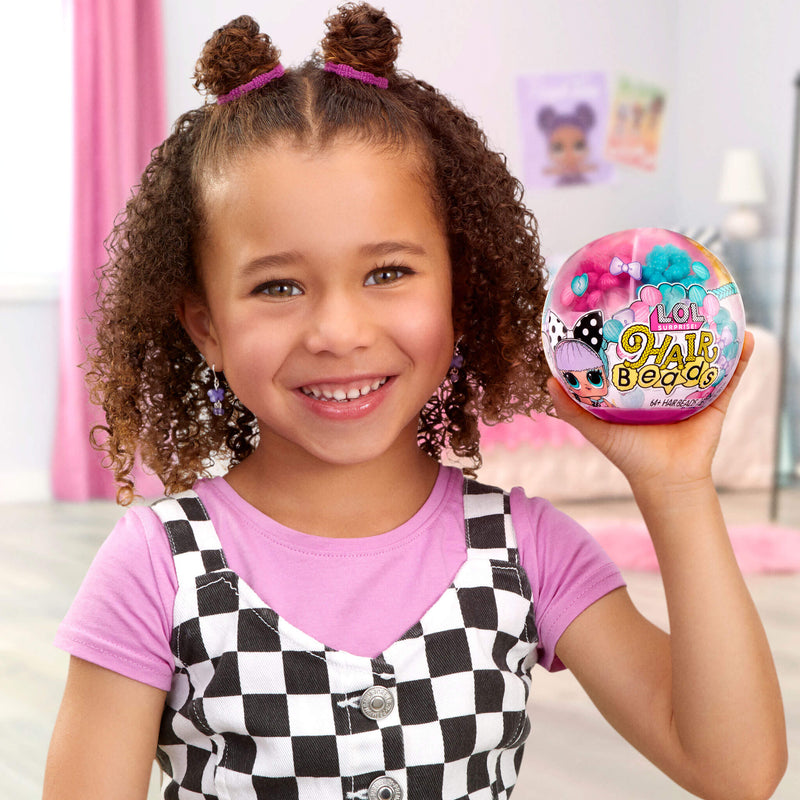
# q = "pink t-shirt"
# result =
<box><xmin>55</xmin><ymin>467</ymin><xmax>624</xmax><ymax>691</ymax></box>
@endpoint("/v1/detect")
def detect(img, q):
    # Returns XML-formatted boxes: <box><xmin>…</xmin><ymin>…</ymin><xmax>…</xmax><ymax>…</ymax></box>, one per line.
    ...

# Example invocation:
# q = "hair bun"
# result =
<box><xmin>194</xmin><ymin>15</ymin><xmax>281</xmax><ymax>98</ymax></box>
<box><xmin>321</xmin><ymin>3</ymin><xmax>401</xmax><ymax>78</ymax></box>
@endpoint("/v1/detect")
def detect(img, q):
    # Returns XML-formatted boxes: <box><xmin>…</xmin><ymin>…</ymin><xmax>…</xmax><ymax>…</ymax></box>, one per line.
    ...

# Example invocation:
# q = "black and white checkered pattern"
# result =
<box><xmin>152</xmin><ymin>479</ymin><xmax>538</xmax><ymax>799</ymax></box>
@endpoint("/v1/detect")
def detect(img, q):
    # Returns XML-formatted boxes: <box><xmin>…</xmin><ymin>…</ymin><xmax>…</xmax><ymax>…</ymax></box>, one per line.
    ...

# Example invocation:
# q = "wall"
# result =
<box><xmin>674</xmin><ymin>0</ymin><xmax>800</xmax><ymax>466</ymax></box>
<box><xmin>0</xmin><ymin>292</ymin><xmax>59</xmax><ymax>502</ymax></box>
<box><xmin>4</xmin><ymin>0</ymin><xmax>799</xmax><ymax>502</ymax></box>
<box><xmin>675</xmin><ymin>0</ymin><xmax>800</xmax><ymax>247</ymax></box>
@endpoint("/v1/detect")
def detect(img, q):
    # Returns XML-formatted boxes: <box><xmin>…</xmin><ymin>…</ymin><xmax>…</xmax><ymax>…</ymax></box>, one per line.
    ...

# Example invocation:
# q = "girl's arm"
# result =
<box><xmin>552</xmin><ymin>331</ymin><xmax>787</xmax><ymax>800</ymax></box>
<box><xmin>44</xmin><ymin>656</ymin><xmax>166</xmax><ymax>800</ymax></box>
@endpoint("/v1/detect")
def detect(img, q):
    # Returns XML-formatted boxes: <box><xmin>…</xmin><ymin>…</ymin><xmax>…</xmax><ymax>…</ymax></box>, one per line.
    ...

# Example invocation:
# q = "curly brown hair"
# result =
<box><xmin>87</xmin><ymin>3</ymin><xmax>551</xmax><ymax>505</ymax></box>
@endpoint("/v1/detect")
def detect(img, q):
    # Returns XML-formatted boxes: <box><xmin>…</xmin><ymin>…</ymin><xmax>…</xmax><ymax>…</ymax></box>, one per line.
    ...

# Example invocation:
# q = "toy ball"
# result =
<box><xmin>541</xmin><ymin>228</ymin><xmax>746</xmax><ymax>423</ymax></box>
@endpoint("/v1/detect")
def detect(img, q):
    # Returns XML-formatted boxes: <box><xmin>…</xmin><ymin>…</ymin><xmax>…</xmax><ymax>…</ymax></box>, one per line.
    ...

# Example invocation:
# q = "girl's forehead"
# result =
<box><xmin>203</xmin><ymin>140</ymin><xmax>439</xmax><ymax>224</ymax></box>
<box><xmin>204</xmin><ymin>137</ymin><xmax>430</xmax><ymax>194</ymax></box>
<box><xmin>197</xmin><ymin>139</ymin><xmax>446</xmax><ymax>268</ymax></box>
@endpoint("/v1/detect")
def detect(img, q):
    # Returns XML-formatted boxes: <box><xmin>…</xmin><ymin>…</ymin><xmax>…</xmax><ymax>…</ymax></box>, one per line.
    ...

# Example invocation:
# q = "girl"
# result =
<box><xmin>45</xmin><ymin>6</ymin><xmax>786</xmax><ymax>800</ymax></box>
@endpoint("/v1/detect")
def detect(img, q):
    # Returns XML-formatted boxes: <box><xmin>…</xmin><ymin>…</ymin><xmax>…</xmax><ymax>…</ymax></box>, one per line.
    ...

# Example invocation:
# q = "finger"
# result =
<box><xmin>547</xmin><ymin>377</ymin><xmax>610</xmax><ymax>443</ymax></box>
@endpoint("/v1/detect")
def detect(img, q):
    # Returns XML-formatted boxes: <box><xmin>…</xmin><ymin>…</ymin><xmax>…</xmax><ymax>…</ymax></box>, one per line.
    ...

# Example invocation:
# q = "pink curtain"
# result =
<box><xmin>52</xmin><ymin>0</ymin><xmax>166</xmax><ymax>500</ymax></box>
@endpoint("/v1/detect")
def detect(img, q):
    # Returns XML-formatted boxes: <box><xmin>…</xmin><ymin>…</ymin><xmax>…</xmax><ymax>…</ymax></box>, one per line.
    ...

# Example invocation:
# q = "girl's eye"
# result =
<box><xmin>563</xmin><ymin>372</ymin><xmax>580</xmax><ymax>389</ymax></box>
<box><xmin>365</xmin><ymin>266</ymin><xmax>411</xmax><ymax>286</ymax></box>
<box><xmin>256</xmin><ymin>281</ymin><xmax>302</xmax><ymax>298</ymax></box>
<box><xmin>587</xmin><ymin>369</ymin><xmax>604</xmax><ymax>388</ymax></box>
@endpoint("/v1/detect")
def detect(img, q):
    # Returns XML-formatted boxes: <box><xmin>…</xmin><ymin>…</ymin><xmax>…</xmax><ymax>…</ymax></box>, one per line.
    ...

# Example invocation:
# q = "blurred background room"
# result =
<box><xmin>1</xmin><ymin>1</ymin><xmax>798</xmax><ymax>798</ymax></box>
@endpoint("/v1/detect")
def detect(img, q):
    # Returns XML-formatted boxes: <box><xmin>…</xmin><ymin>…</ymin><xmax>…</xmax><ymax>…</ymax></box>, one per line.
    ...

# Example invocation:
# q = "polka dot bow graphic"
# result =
<box><xmin>546</xmin><ymin>310</ymin><xmax>605</xmax><ymax>354</ymax></box>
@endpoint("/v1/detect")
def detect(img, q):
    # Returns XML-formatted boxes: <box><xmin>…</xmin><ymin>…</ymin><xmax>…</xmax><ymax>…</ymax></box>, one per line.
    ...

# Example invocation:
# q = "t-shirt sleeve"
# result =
<box><xmin>54</xmin><ymin>506</ymin><xmax>177</xmax><ymax>691</ymax></box>
<box><xmin>511</xmin><ymin>488</ymin><xmax>626</xmax><ymax>672</ymax></box>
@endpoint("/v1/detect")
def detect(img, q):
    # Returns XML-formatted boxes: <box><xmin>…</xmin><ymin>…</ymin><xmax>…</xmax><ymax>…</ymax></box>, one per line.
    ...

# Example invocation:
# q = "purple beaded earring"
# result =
<box><xmin>449</xmin><ymin>340</ymin><xmax>464</xmax><ymax>381</ymax></box>
<box><xmin>207</xmin><ymin>365</ymin><xmax>225</xmax><ymax>416</ymax></box>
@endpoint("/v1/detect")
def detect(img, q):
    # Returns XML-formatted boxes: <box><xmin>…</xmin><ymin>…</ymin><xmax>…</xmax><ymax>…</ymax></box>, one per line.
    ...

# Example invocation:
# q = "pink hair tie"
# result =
<box><xmin>324</xmin><ymin>61</ymin><xmax>389</xmax><ymax>89</ymax></box>
<box><xmin>217</xmin><ymin>63</ymin><xmax>285</xmax><ymax>104</ymax></box>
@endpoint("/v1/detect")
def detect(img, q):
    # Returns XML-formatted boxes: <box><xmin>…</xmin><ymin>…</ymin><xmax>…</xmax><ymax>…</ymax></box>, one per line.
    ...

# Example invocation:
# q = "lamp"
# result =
<box><xmin>718</xmin><ymin>148</ymin><xmax>767</xmax><ymax>239</ymax></box>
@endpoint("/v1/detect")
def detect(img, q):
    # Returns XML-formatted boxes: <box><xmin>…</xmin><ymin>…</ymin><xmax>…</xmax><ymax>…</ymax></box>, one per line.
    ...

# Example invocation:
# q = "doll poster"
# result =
<box><xmin>606</xmin><ymin>76</ymin><xmax>667</xmax><ymax>171</ymax></box>
<box><xmin>517</xmin><ymin>71</ymin><xmax>614</xmax><ymax>189</ymax></box>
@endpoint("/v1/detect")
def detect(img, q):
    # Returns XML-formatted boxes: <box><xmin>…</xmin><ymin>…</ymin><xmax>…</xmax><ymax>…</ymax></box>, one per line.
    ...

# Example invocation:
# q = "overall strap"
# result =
<box><xmin>151</xmin><ymin>492</ymin><xmax>228</xmax><ymax>587</ymax></box>
<box><xmin>462</xmin><ymin>477</ymin><xmax>519</xmax><ymax>564</ymax></box>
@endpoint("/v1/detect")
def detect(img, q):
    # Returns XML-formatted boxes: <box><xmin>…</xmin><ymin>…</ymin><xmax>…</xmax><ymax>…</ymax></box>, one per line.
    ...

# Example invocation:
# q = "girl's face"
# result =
<box><xmin>184</xmin><ymin>139</ymin><xmax>453</xmax><ymax>470</ymax></box>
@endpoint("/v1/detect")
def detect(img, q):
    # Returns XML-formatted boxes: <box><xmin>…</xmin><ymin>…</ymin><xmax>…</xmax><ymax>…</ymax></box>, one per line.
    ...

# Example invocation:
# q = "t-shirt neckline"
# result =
<box><xmin>196</xmin><ymin>464</ymin><xmax>461</xmax><ymax>555</ymax></box>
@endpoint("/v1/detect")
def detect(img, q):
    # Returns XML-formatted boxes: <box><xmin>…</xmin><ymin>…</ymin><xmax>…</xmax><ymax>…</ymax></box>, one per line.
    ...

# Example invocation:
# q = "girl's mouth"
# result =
<box><xmin>300</xmin><ymin>377</ymin><xmax>389</xmax><ymax>403</ymax></box>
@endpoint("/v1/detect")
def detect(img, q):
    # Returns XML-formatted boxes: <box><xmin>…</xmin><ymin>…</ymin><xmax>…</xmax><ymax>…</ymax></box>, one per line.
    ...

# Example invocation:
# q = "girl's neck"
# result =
<box><xmin>224</xmin><ymin>440</ymin><xmax>441</xmax><ymax>539</ymax></box>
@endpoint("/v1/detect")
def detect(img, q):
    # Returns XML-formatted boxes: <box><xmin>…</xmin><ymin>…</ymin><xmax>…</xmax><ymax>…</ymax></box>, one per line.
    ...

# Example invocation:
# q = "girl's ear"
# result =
<box><xmin>176</xmin><ymin>291</ymin><xmax>223</xmax><ymax>370</ymax></box>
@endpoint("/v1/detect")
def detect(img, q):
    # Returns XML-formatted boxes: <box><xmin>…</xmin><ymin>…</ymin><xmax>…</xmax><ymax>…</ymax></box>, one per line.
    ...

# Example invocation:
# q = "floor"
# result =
<box><xmin>2</xmin><ymin>485</ymin><xmax>797</xmax><ymax>799</ymax></box>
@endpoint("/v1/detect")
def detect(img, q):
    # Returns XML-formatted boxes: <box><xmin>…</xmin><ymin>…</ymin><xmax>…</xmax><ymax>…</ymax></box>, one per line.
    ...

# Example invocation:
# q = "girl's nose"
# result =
<box><xmin>303</xmin><ymin>289</ymin><xmax>377</xmax><ymax>356</ymax></box>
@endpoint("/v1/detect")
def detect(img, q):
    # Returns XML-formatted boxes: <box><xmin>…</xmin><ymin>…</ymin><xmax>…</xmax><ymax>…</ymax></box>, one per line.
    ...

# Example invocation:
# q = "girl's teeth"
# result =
<box><xmin>303</xmin><ymin>377</ymin><xmax>388</xmax><ymax>402</ymax></box>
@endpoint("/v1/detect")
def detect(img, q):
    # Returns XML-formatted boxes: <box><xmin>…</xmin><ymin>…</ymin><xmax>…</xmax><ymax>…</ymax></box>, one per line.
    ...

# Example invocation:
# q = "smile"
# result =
<box><xmin>300</xmin><ymin>377</ymin><xmax>389</xmax><ymax>402</ymax></box>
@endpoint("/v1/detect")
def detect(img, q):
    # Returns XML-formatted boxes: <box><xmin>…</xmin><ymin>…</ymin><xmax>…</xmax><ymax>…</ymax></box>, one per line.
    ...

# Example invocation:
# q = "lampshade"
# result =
<box><xmin>717</xmin><ymin>148</ymin><xmax>767</xmax><ymax>205</ymax></box>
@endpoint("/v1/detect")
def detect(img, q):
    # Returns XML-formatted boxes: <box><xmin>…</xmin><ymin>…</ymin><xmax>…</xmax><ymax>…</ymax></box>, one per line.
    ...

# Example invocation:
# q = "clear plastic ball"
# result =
<box><xmin>541</xmin><ymin>228</ymin><xmax>746</xmax><ymax>423</ymax></box>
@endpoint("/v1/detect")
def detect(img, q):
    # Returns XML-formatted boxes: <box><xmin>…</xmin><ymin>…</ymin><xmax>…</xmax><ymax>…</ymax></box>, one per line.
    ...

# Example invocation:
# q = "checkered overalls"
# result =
<box><xmin>152</xmin><ymin>479</ymin><xmax>539</xmax><ymax>800</ymax></box>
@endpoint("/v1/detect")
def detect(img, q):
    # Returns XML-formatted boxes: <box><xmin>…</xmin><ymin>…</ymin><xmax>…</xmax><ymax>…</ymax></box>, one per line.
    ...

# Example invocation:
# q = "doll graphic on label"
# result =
<box><xmin>548</xmin><ymin>310</ymin><xmax>614</xmax><ymax>407</ymax></box>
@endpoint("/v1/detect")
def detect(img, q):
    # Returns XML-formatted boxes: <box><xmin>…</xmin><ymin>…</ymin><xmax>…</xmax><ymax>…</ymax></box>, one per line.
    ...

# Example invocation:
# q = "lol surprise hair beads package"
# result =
<box><xmin>45</xmin><ymin>6</ymin><xmax>786</xmax><ymax>800</ymax></box>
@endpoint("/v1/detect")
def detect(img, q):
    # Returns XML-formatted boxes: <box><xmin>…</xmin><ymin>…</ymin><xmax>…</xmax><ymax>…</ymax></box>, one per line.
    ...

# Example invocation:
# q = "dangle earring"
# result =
<box><xmin>449</xmin><ymin>339</ymin><xmax>464</xmax><ymax>382</ymax></box>
<box><xmin>207</xmin><ymin>365</ymin><xmax>225</xmax><ymax>416</ymax></box>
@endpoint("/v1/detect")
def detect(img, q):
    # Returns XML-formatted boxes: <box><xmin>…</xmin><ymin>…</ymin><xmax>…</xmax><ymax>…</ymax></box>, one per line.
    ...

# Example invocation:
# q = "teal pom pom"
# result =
<box><xmin>645</xmin><ymin>244</ymin><xmax>693</xmax><ymax>287</ymax></box>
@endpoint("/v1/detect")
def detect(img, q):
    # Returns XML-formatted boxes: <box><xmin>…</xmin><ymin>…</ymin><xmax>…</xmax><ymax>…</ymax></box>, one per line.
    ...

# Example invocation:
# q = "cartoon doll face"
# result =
<box><xmin>537</xmin><ymin>103</ymin><xmax>596</xmax><ymax>184</ymax></box>
<box><xmin>547</xmin><ymin>124</ymin><xmax>589</xmax><ymax>175</ymax></box>
<box><xmin>561</xmin><ymin>364</ymin><xmax>609</xmax><ymax>405</ymax></box>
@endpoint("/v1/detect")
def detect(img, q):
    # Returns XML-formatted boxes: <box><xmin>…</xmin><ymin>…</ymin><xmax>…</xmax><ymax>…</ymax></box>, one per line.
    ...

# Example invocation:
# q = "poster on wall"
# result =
<box><xmin>606</xmin><ymin>76</ymin><xmax>667</xmax><ymax>171</ymax></box>
<box><xmin>517</xmin><ymin>71</ymin><xmax>614</xmax><ymax>189</ymax></box>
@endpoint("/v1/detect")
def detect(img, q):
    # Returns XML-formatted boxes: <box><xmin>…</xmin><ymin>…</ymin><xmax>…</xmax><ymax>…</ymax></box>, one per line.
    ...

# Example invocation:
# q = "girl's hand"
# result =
<box><xmin>552</xmin><ymin>329</ymin><xmax>787</xmax><ymax>797</ymax></box>
<box><xmin>547</xmin><ymin>330</ymin><xmax>754</xmax><ymax>491</ymax></box>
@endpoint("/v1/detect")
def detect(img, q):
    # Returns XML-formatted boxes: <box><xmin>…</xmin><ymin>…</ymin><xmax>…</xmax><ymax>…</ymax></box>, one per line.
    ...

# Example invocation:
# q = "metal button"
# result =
<box><xmin>368</xmin><ymin>776</ymin><xmax>402</xmax><ymax>800</ymax></box>
<box><xmin>360</xmin><ymin>686</ymin><xmax>395</xmax><ymax>720</ymax></box>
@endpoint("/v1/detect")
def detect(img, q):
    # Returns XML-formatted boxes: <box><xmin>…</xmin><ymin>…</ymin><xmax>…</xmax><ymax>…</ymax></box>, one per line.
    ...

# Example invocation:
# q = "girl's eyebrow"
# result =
<box><xmin>358</xmin><ymin>240</ymin><xmax>428</xmax><ymax>258</ymax></box>
<box><xmin>238</xmin><ymin>250</ymin><xmax>304</xmax><ymax>278</ymax></box>
<box><xmin>238</xmin><ymin>241</ymin><xmax>428</xmax><ymax>277</ymax></box>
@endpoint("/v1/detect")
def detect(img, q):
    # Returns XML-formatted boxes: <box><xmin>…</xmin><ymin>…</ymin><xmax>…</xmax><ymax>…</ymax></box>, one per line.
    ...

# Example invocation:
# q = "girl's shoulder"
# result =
<box><xmin>52</xmin><ymin>479</ymin><xmax>243</xmax><ymax>688</ymax></box>
<box><xmin>505</xmin><ymin>483</ymin><xmax>626</xmax><ymax>671</ymax></box>
<box><xmin>506</xmin><ymin>483</ymin><xmax>621</xmax><ymax>585</ymax></box>
<box><xmin>53</xmin><ymin>500</ymin><xmax>183</xmax><ymax>691</ymax></box>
